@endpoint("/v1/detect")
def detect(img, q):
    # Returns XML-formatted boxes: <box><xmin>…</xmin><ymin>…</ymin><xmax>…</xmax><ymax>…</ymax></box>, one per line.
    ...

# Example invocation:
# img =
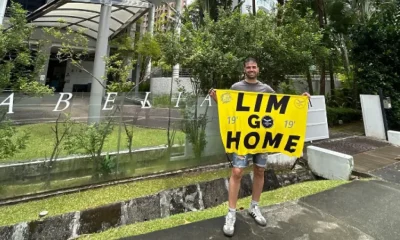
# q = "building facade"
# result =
<box><xmin>232</xmin><ymin>0</ymin><xmax>275</xmax><ymax>13</ymax></box>
<box><xmin>141</xmin><ymin>0</ymin><xmax>188</xmax><ymax>32</ymax></box>
<box><xmin>6</xmin><ymin>0</ymin><xmax>47</xmax><ymax>14</ymax></box>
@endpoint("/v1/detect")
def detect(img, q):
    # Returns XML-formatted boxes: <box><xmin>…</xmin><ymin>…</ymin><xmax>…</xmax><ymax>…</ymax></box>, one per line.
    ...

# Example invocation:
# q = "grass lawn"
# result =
<box><xmin>80</xmin><ymin>180</ymin><xmax>348</xmax><ymax>240</ymax></box>
<box><xmin>0</xmin><ymin>156</ymin><xmax>226</xmax><ymax>199</ymax></box>
<box><xmin>0</xmin><ymin>168</ymin><xmax>252</xmax><ymax>227</ymax></box>
<box><xmin>1</xmin><ymin>123</ymin><xmax>185</xmax><ymax>163</ymax></box>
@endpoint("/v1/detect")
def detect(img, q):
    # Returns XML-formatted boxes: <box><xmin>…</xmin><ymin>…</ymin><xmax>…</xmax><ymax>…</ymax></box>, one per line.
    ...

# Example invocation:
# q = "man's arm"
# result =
<box><xmin>209</xmin><ymin>88</ymin><xmax>217</xmax><ymax>103</ymax></box>
<box><xmin>302</xmin><ymin>92</ymin><xmax>311</xmax><ymax>99</ymax></box>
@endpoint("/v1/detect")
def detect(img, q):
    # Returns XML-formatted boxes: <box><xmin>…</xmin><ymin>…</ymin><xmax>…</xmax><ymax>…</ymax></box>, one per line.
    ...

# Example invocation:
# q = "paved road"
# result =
<box><xmin>1</xmin><ymin>94</ymin><xmax>184</xmax><ymax>128</ymax></box>
<box><xmin>123</xmin><ymin>180</ymin><xmax>400</xmax><ymax>240</ymax></box>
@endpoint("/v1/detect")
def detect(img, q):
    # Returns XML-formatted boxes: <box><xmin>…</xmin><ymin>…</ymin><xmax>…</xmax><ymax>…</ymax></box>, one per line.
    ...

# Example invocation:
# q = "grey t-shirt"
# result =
<box><xmin>230</xmin><ymin>80</ymin><xmax>275</xmax><ymax>93</ymax></box>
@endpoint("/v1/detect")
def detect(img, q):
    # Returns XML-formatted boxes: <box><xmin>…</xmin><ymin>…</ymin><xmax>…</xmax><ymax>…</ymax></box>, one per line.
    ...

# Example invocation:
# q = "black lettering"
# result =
<box><xmin>248</xmin><ymin>115</ymin><xmax>260</xmax><ymax>128</ymax></box>
<box><xmin>284</xmin><ymin>135</ymin><xmax>300</xmax><ymax>153</ymax></box>
<box><xmin>227</xmin><ymin>131</ymin><xmax>241</xmax><ymax>150</ymax></box>
<box><xmin>262</xmin><ymin>132</ymin><xmax>283</xmax><ymax>148</ymax></box>
<box><xmin>254</xmin><ymin>94</ymin><xmax>263</xmax><ymax>112</ymax></box>
<box><xmin>236</xmin><ymin>92</ymin><xmax>250</xmax><ymax>111</ymax></box>
<box><xmin>266</xmin><ymin>95</ymin><xmax>290</xmax><ymax>114</ymax></box>
<box><xmin>244</xmin><ymin>132</ymin><xmax>260</xmax><ymax>149</ymax></box>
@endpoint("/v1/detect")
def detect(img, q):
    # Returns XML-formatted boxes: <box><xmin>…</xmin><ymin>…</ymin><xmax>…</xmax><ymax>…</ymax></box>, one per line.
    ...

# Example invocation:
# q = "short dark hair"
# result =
<box><xmin>244</xmin><ymin>57</ymin><xmax>258</xmax><ymax>66</ymax></box>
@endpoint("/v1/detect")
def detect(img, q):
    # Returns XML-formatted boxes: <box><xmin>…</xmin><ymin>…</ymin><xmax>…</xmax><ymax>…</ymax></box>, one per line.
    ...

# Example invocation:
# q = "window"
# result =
<box><xmin>7</xmin><ymin>0</ymin><xmax>47</xmax><ymax>14</ymax></box>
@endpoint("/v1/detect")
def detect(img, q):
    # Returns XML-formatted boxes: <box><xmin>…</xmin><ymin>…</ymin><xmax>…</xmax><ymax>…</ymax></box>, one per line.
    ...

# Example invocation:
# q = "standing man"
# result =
<box><xmin>209</xmin><ymin>57</ymin><xmax>309</xmax><ymax>237</ymax></box>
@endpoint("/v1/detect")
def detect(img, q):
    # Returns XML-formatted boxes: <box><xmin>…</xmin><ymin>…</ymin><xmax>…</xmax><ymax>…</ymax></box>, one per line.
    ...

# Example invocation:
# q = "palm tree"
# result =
<box><xmin>348</xmin><ymin>0</ymin><xmax>374</xmax><ymax>23</ymax></box>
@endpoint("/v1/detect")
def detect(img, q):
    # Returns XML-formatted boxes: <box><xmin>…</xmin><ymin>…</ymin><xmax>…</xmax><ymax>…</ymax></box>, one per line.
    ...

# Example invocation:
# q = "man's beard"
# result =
<box><xmin>245</xmin><ymin>72</ymin><xmax>257</xmax><ymax>80</ymax></box>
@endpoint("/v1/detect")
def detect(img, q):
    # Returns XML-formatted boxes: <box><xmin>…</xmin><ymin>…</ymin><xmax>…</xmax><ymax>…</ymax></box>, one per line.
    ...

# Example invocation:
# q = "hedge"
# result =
<box><xmin>327</xmin><ymin>107</ymin><xmax>362</xmax><ymax>126</ymax></box>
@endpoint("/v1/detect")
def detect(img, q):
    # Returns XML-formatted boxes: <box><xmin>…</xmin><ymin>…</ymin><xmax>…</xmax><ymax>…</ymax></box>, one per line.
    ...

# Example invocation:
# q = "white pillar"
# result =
<box><xmin>172</xmin><ymin>0</ymin><xmax>182</xmax><ymax>79</ymax></box>
<box><xmin>134</xmin><ymin>23</ymin><xmax>143</xmax><ymax>95</ymax></box>
<box><xmin>145</xmin><ymin>4</ymin><xmax>155</xmax><ymax>78</ymax></box>
<box><xmin>39</xmin><ymin>41</ymin><xmax>52</xmax><ymax>84</ymax></box>
<box><xmin>0</xmin><ymin>0</ymin><xmax>8</xmax><ymax>25</ymax></box>
<box><xmin>88</xmin><ymin>2</ymin><xmax>112</xmax><ymax>124</ymax></box>
<box><xmin>127</xmin><ymin>22</ymin><xmax>136</xmax><ymax>80</ymax></box>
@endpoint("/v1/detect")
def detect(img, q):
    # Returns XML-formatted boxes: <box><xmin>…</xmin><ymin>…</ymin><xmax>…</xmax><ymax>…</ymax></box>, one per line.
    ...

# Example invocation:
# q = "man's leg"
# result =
<box><xmin>228</xmin><ymin>166</ymin><xmax>244</xmax><ymax>209</ymax></box>
<box><xmin>223</xmin><ymin>153</ymin><xmax>249</xmax><ymax>236</ymax></box>
<box><xmin>251</xmin><ymin>163</ymin><xmax>265</xmax><ymax>202</ymax></box>
<box><xmin>248</xmin><ymin>153</ymin><xmax>267</xmax><ymax>226</ymax></box>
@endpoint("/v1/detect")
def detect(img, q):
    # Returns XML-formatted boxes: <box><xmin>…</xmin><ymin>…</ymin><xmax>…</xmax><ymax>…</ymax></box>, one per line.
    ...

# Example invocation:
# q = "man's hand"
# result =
<box><xmin>209</xmin><ymin>88</ymin><xmax>217</xmax><ymax>102</ymax></box>
<box><xmin>302</xmin><ymin>92</ymin><xmax>311</xmax><ymax>99</ymax></box>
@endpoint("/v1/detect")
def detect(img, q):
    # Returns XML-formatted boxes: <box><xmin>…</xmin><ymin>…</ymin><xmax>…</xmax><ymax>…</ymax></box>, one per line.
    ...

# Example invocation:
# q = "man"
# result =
<box><xmin>209</xmin><ymin>57</ymin><xmax>310</xmax><ymax>237</ymax></box>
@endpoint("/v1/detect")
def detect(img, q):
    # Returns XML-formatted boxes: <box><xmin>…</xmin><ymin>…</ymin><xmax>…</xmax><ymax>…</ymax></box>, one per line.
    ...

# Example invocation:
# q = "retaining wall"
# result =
<box><xmin>0</xmin><ymin>167</ymin><xmax>315</xmax><ymax>240</ymax></box>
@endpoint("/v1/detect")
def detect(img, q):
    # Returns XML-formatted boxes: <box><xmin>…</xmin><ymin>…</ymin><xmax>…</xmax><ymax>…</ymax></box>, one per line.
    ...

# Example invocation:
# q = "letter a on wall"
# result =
<box><xmin>216</xmin><ymin>90</ymin><xmax>309</xmax><ymax>157</ymax></box>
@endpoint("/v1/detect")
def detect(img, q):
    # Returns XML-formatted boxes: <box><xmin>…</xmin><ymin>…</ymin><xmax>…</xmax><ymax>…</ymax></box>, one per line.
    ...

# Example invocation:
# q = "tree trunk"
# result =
<box><xmin>316</xmin><ymin>0</ymin><xmax>325</xmax><ymax>28</ymax></box>
<box><xmin>316</xmin><ymin>0</ymin><xmax>326</xmax><ymax>95</ymax></box>
<box><xmin>276</xmin><ymin>0</ymin><xmax>285</xmax><ymax>26</ymax></box>
<box><xmin>352</xmin><ymin>63</ymin><xmax>358</xmax><ymax>108</ymax></box>
<box><xmin>340</xmin><ymin>34</ymin><xmax>350</xmax><ymax>76</ymax></box>
<box><xmin>306</xmin><ymin>69</ymin><xmax>314</xmax><ymax>95</ymax></box>
<box><xmin>319</xmin><ymin>61</ymin><xmax>326</xmax><ymax>95</ymax></box>
<box><xmin>329</xmin><ymin>58</ymin><xmax>335</xmax><ymax>97</ymax></box>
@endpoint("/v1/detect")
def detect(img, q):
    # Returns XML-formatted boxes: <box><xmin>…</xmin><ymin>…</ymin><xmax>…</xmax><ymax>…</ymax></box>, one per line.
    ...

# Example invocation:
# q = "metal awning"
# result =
<box><xmin>26</xmin><ymin>0</ymin><xmax>152</xmax><ymax>40</ymax></box>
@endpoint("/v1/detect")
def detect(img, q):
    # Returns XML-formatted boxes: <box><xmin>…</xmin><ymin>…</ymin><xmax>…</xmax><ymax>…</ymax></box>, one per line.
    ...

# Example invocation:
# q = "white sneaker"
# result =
<box><xmin>248</xmin><ymin>205</ymin><xmax>267</xmax><ymax>226</ymax></box>
<box><xmin>223</xmin><ymin>211</ymin><xmax>236</xmax><ymax>236</ymax></box>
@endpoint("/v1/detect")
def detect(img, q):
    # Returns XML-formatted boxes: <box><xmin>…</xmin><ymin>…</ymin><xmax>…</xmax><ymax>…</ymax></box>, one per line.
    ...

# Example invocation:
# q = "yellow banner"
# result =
<box><xmin>216</xmin><ymin>90</ymin><xmax>308</xmax><ymax>157</ymax></box>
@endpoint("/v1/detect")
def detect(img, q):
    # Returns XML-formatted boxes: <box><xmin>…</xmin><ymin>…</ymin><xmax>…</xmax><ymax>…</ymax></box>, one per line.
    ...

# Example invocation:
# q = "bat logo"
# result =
<box><xmin>294</xmin><ymin>98</ymin><xmax>307</xmax><ymax>109</ymax></box>
<box><xmin>261</xmin><ymin>116</ymin><xmax>274</xmax><ymax>128</ymax></box>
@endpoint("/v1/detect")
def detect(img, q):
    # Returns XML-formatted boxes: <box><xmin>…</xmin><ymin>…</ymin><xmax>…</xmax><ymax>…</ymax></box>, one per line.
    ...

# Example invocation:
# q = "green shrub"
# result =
<box><xmin>326</xmin><ymin>87</ymin><xmax>359</xmax><ymax>109</ymax></box>
<box><xmin>139</xmin><ymin>80</ymin><xmax>150</xmax><ymax>92</ymax></box>
<box><xmin>327</xmin><ymin>107</ymin><xmax>362</xmax><ymax>126</ymax></box>
<box><xmin>152</xmin><ymin>94</ymin><xmax>172</xmax><ymax>108</ymax></box>
<box><xmin>278</xmin><ymin>80</ymin><xmax>299</xmax><ymax>95</ymax></box>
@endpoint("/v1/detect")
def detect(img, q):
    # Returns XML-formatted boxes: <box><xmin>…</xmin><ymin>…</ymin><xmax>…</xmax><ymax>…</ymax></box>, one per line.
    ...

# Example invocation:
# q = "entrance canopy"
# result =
<box><xmin>26</xmin><ymin>0</ymin><xmax>152</xmax><ymax>39</ymax></box>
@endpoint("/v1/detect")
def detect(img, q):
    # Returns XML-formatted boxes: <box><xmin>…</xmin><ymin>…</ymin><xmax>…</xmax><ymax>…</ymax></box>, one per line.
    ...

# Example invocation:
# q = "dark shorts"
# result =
<box><xmin>231</xmin><ymin>153</ymin><xmax>268</xmax><ymax>168</ymax></box>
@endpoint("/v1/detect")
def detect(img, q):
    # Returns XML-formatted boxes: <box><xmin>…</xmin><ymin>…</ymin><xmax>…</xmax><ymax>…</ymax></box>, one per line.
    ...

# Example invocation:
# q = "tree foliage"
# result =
<box><xmin>156</xmin><ymin>4</ymin><xmax>324</xmax><ymax>93</ymax></box>
<box><xmin>0</xmin><ymin>2</ymin><xmax>53</xmax><ymax>95</ymax></box>
<box><xmin>0</xmin><ymin>2</ymin><xmax>54</xmax><ymax>159</ymax></box>
<box><xmin>351</xmin><ymin>0</ymin><xmax>400</xmax><ymax>130</ymax></box>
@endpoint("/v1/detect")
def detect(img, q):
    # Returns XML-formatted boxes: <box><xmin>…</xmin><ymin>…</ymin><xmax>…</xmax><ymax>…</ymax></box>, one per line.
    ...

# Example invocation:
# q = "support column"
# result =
<box><xmin>0</xmin><ymin>0</ymin><xmax>7</xmax><ymax>25</ymax></box>
<box><xmin>88</xmin><ymin>2</ymin><xmax>112</xmax><ymax>124</ymax></box>
<box><xmin>172</xmin><ymin>0</ymin><xmax>182</xmax><ymax>80</ymax></box>
<box><xmin>134</xmin><ymin>23</ymin><xmax>143</xmax><ymax>95</ymax></box>
<box><xmin>39</xmin><ymin>41</ymin><xmax>52</xmax><ymax>84</ymax></box>
<box><xmin>145</xmin><ymin>4</ymin><xmax>155</xmax><ymax>78</ymax></box>
<box><xmin>127</xmin><ymin>23</ymin><xmax>136</xmax><ymax>80</ymax></box>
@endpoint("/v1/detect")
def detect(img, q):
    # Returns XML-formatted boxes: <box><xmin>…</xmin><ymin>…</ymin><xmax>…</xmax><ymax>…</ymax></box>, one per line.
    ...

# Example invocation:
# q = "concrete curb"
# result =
<box><xmin>388</xmin><ymin>130</ymin><xmax>400</xmax><ymax>146</ymax></box>
<box><xmin>0</xmin><ymin>168</ymin><xmax>315</xmax><ymax>240</ymax></box>
<box><xmin>307</xmin><ymin>146</ymin><xmax>354</xmax><ymax>180</ymax></box>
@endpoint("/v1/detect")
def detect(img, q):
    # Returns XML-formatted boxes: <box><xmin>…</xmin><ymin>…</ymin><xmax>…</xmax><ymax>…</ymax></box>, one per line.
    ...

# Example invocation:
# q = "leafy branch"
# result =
<box><xmin>43</xmin><ymin>113</ymin><xmax>74</xmax><ymax>187</ymax></box>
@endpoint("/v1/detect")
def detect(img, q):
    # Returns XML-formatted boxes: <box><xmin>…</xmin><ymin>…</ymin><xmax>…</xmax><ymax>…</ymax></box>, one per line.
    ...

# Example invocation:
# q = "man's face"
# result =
<box><xmin>244</xmin><ymin>61</ymin><xmax>259</xmax><ymax>80</ymax></box>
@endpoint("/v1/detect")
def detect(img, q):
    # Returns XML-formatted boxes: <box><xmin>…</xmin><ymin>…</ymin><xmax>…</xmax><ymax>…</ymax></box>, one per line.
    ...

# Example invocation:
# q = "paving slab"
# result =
<box><xmin>370</xmin><ymin>161</ymin><xmax>400</xmax><ymax>184</ymax></box>
<box><xmin>309</xmin><ymin>136</ymin><xmax>390</xmax><ymax>156</ymax></box>
<box><xmin>123</xmin><ymin>180</ymin><xmax>400</xmax><ymax>240</ymax></box>
<box><xmin>301</xmin><ymin>180</ymin><xmax>400</xmax><ymax>240</ymax></box>
<box><xmin>123</xmin><ymin>201</ymin><xmax>372</xmax><ymax>240</ymax></box>
<box><xmin>353</xmin><ymin>146</ymin><xmax>400</xmax><ymax>173</ymax></box>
